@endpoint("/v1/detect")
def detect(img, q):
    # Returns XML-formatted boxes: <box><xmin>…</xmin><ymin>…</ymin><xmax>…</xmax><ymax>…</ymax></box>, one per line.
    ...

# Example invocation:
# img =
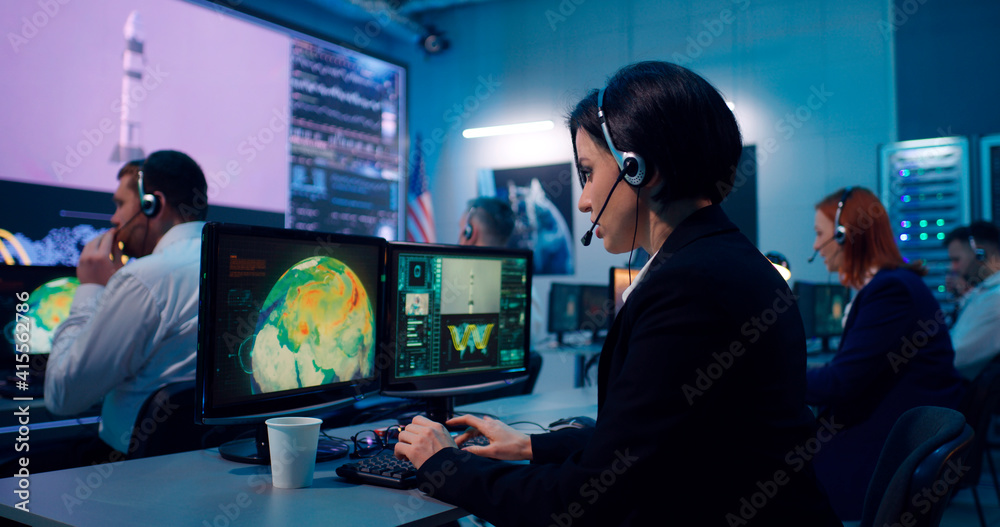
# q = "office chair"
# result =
<box><xmin>956</xmin><ymin>361</ymin><xmax>1000</xmax><ymax>526</ymax></box>
<box><xmin>859</xmin><ymin>406</ymin><xmax>974</xmax><ymax>527</ymax></box>
<box><xmin>126</xmin><ymin>381</ymin><xmax>249</xmax><ymax>460</ymax></box>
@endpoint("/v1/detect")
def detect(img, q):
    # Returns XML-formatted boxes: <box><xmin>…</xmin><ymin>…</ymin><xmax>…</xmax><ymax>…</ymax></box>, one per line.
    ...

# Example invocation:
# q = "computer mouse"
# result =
<box><xmin>548</xmin><ymin>416</ymin><xmax>596</xmax><ymax>431</ymax></box>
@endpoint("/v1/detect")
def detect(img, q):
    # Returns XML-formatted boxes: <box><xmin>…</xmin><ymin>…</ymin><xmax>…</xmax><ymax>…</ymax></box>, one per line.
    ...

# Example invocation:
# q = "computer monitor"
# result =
<box><xmin>1</xmin><ymin>265</ymin><xmax>79</xmax><ymax>393</ymax></box>
<box><xmin>381</xmin><ymin>242</ymin><xmax>532</xmax><ymax>424</ymax></box>
<box><xmin>609</xmin><ymin>267</ymin><xmax>641</xmax><ymax>318</ymax></box>
<box><xmin>792</xmin><ymin>281</ymin><xmax>851</xmax><ymax>352</ymax></box>
<box><xmin>196</xmin><ymin>222</ymin><xmax>385</xmax><ymax>463</ymax></box>
<box><xmin>578</xmin><ymin>284</ymin><xmax>612</xmax><ymax>340</ymax></box>
<box><xmin>548</xmin><ymin>283</ymin><xmax>580</xmax><ymax>344</ymax></box>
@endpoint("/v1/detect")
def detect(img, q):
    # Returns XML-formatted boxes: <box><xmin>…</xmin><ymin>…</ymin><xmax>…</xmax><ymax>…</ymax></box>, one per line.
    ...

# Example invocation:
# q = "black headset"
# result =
<box><xmin>970</xmin><ymin>236</ymin><xmax>986</xmax><ymax>261</ymax></box>
<box><xmin>832</xmin><ymin>187</ymin><xmax>853</xmax><ymax>245</ymax></box>
<box><xmin>463</xmin><ymin>207</ymin><xmax>475</xmax><ymax>240</ymax></box>
<box><xmin>597</xmin><ymin>87</ymin><xmax>647</xmax><ymax>187</ymax></box>
<box><xmin>137</xmin><ymin>169</ymin><xmax>160</xmax><ymax>217</ymax></box>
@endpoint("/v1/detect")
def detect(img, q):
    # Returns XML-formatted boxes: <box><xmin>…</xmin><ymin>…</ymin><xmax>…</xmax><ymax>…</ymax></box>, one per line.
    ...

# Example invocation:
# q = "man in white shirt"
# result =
<box><xmin>45</xmin><ymin>150</ymin><xmax>208</xmax><ymax>456</ymax></box>
<box><xmin>944</xmin><ymin>222</ymin><xmax>1000</xmax><ymax>380</ymax></box>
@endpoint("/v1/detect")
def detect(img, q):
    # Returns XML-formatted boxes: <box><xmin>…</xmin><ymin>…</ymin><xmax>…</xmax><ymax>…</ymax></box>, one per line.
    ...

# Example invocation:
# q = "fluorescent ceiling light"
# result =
<box><xmin>462</xmin><ymin>120</ymin><xmax>554</xmax><ymax>139</ymax></box>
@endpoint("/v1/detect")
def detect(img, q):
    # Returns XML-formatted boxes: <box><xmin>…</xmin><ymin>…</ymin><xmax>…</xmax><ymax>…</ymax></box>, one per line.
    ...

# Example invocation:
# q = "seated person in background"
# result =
<box><xmin>45</xmin><ymin>150</ymin><xmax>208</xmax><ymax>458</ymax></box>
<box><xmin>457</xmin><ymin>196</ymin><xmax>515</xmax><ymax>247</ymax></box>
<box><xmin>394</xmin><ymin>61</ymin><xmax>841</xmax><ymax>526</ymax></box>
<box><xmin>944</xmin><ymin>221</ymin><xmax>1000</xmax><ymax>379</ymax></box>
<box><xmin>806</xmin><ymin>186</ymin><xmax>966</xmax><ymax>521</ymax></box>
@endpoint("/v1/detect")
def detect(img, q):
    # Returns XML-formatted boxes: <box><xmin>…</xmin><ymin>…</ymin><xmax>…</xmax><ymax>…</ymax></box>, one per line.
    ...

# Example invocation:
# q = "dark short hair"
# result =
<box><xmin>140</xmin><ymin>150</ymin><xmax>208</xmax><ymax>221</ymax></box>
<box><xmin>944</xmin><ymin>221</ymin><xmax>1000</xmax><ymax>253</ymax></box>
<box><xmin>467</xmin><ymin>196</ymin><xmax>515</xmax><ymax>245</ymax></box>
<box><xmin>568</xmin><ymin>61</ymin><xmax>742</xmax><ymax>207</ymax></box>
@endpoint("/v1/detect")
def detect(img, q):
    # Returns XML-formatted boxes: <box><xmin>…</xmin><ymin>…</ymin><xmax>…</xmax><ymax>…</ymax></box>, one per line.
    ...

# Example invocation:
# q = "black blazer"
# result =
<box><xmin>807</xmin><ymin>267</ymin><xmax>966</xmax><ymax>520</ymax></box>
<box><xmin>417</xmin><ymin>205</ymin><xmax>841</xmax><ymax>526</ymax></box>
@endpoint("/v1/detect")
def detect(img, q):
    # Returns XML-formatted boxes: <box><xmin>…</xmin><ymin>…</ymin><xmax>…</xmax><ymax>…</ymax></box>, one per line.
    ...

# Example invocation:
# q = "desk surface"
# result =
<box><xmin>0</xmin><ymin>387</ymin><xmax>598</xmax><ymax>526</ymax></box>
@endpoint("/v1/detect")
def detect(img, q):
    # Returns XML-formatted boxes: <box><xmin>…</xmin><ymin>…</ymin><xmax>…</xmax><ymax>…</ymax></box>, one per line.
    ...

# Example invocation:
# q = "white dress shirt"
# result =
<box><xmin>45</xmin><ymin>221</ymin><xmax>205</xmax><ymax>452</ymax></box>
<box><xmin>951</xmin><ymin>270</ymin><xmax>1000</xmax><ymax>380</ymax></box>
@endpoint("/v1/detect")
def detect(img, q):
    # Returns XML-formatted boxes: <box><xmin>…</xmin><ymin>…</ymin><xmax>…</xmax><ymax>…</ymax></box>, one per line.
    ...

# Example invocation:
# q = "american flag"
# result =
<box><xmin>406</xmin><ymin>137</ymin><xmax>436</xmax><ymax>243</ymax></box>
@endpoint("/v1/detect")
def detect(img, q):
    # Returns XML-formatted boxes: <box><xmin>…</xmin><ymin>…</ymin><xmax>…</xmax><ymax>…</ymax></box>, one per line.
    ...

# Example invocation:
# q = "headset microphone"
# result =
<box><xmin>581</xmin><ymin>159</ymin><xmax>634</xmax><ymax>247</ymax></box>
<box><xmin>118</xmin><ymin>210</ymin><xmax>144</xmax><ymax>231</ymax></box>
<box><xmin>808</xmin><ymin>237</ymin><xmax>837</xmax><ymax>263</ymax></box>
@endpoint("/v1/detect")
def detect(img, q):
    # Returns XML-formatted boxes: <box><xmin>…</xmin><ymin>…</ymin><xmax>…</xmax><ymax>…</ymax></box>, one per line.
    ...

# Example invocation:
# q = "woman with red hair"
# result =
<box><xmin>806</xmin><ymin>186</ymin><xmax>965</xmax><ymax>521</ymax></box>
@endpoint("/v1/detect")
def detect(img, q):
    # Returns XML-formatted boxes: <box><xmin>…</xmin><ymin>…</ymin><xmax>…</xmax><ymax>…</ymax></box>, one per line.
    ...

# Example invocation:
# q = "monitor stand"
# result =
<box><xmin>395</xmin><ymin>397</ymin><xmax>484</xmax><ymax>432</ymax></box>
<box><xmin>218</xmin><ymin>423</ymin><xmax>350</xmax><ymax>465</ymax></box>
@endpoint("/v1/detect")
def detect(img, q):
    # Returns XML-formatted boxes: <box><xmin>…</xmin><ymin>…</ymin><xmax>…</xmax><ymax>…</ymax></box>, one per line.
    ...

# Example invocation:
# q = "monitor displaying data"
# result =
<box><xmin>1</xmin><ymin>0</ymin><xmax>406</xmax><ymax>266</ymax></box>
<box><xmin>793</xmin><ymin>281</ymin><xmax>851</xmax><ymax>340</ymax></box>
<box><xmin>1</xmin><ymin>265</ymin><xmax>79</xmax><ymax>356</ymax></box>
<box><xmin>547</xmin><ymin>283</ymin><xmax>611</xmax><ymax>343</ymax></box>
<box><xmin>382</xmin><ymin>243</ymin><xmax>531</xmax><ymax>422</ymax></box>
<box><xmin>196</xmin><ymin>223</ymin><xmax>385</xmax><ymax>426</ymax></box>
<box><xmin>547</xmin><ymin>283</ymin><xmax>579</xmax><ymax>334</ymax></box>
<box><xmin>578</xmin><ymin>284</ymin><xmax>612</xmax><ymax>335</ymax></box>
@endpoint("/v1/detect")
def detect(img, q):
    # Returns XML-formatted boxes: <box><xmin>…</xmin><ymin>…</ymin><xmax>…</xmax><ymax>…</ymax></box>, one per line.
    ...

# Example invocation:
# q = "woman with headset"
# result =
<box><xmin>395</xmin><ymin>61</ymin><xmax>841</xmax><ymax>526</ymax></box>
<box><xmin>806</xmin><ymin>186</ymin><xmax>965</xmax><ymax>521</ymax></box>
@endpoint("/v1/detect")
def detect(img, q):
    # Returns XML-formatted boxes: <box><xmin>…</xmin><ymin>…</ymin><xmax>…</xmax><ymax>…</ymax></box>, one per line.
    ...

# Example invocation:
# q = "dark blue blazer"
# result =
<box><xmin>806</xmin><ymin>267</ymin><xmax>966</xmax><ymax>520</ymax></box>
<box><xmin>416</xmin><ymin>205</ymin><xmax>841</xmax><ymax>526</ymax></box>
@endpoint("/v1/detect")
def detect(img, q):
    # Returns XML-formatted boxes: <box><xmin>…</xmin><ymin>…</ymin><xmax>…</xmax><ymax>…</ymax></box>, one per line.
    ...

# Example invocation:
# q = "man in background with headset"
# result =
<box><xmin>944</xmin><ymin>221</ymin><xmax>1000</xmax><ymax>379</ymax></box>
<box><xmin>457</xmin><ymin>196</ymin><xmax>515</xmax><ymax>247</ymax></box>
<box><xmin>45</xmin><ymin>150</ymin><xmax>208</xmax><ymax>462</ymax></box>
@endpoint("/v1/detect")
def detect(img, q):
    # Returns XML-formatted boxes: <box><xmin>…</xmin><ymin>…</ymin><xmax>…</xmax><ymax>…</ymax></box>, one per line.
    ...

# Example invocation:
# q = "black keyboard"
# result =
<box><xmin>459</xmin><ymin>435</ymin><xmax>490</xmax><ymax>449</ymax></box>
<box><xmin>336</xmin><ymin>451</ymin><xmax>417</xmax><ymax>489</ymax></box>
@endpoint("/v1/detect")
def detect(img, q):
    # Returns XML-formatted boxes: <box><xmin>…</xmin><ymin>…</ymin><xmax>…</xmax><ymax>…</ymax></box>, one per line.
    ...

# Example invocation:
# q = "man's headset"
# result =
<box><xmin>970</xmin><ymin>236</ymin><xmax>986</xmax><ymax>261</ymax></box>
<box><xmin>580</xmin><ymin>86</ymin><xmax>649</xmax><ymax>247</ymax></box>
<box><xmin>137</xmin><ymin>169</ymin><xmax>161</xmax><ymax>217</ymax></box>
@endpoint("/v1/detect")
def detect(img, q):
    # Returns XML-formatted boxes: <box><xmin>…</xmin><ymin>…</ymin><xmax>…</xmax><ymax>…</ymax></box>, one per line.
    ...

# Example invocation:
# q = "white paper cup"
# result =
<box><xmin>266</xmin><ymin>417</ymin><xmax>322</xmax><ymax>489</ymax></box>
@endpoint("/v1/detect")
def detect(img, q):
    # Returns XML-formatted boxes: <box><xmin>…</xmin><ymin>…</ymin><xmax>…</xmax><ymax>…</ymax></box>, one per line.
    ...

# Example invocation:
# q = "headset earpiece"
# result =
<box><xmin>138</xmin><ymin>170</ymin><xmax>160</xmax><ymax>217</ymax></box>
<box><xmin>463</xmin><ymin>207</ymin><xmax>475</xmax><ymax>240</ymax></box>
<box><xmin>970</xmin><ymin>236</ymin><xmax>986</xmax><ymax>261</ymax></box>
<box><xmin>833</xmin><ymin>187</ymin><xmax>853</xmax><ymax>245</ymax></box>
<box><xmin>597</xmin><ymin>87</ymin><xmax>647</xmax><ymax>187</ymax></box>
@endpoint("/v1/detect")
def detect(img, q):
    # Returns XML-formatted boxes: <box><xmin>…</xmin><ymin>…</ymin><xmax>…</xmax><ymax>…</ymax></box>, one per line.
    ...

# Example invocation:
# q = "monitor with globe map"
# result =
<box><xmin>196</xmin><ymin>222</ymin><xmax>385</xmax><ymax>463</ymax></box>
<box><xmin>381</xmin><ymin>242</ymin><xmax>532</xmax><ymax>424</ymax></box>
<box><xmin>0</xmin><ymin>265</ymin><xmax>78</xmax><ymax>397</ymax></box>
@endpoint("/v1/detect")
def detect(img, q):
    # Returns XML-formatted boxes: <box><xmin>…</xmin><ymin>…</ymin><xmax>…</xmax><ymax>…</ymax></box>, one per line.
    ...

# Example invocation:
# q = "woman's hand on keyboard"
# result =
<box><xmin>448</xmin><ymin>415</ymin><xmax>532</xmax><ymax>462</ymax></box>
<box><xmin>394</xmin><ymin>415</ymin><xmax>457</xmax><ymax>469</ymax></box>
